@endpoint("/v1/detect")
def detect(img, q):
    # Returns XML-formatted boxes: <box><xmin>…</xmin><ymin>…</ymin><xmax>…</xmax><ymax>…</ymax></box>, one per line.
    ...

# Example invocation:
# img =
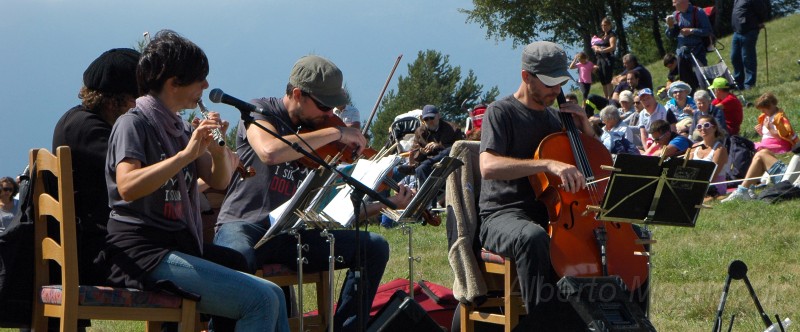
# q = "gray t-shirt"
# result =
<box><xmin>478</xmin><ymin>95</ymin><xmax>563</xmax><ymax>218</ymax></box>
<box><xmin>105</xmin><ymin>110</ymin><xmax>196</xmax><ymax>232</ymax></box>
<box><xmin>216</xmin><ymin>97</ymin><xmax>309</xmax><ymax>227</ymax></box>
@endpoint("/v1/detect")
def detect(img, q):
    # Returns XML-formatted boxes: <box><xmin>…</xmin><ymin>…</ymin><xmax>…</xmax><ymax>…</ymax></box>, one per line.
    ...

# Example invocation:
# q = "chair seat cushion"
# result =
<box><xmin>261</xmin><ymin>263</ymin><xmax>296</xmax><ymax>277</ymax></box>
<box><xmin>480</xmin><ymin>249</ymin><xmax>507</xmax><ymax>265</ymax></box>
<box><xmin>40</xmin><ymin>285</ymin><xmax>182</xmax><ymax>308</ymax></box>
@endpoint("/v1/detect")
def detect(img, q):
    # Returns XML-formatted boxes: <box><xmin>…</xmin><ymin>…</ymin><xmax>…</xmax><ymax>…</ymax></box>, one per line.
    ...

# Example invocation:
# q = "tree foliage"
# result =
<box><xmin>368</xmin><ymin>50</ymin><xmax>499</xmax><ymax>148</ymax></box>
<box><xmin>459</xmin><ymin>1</ymin><xmax>799</xmax><ymax>70</ymax></box>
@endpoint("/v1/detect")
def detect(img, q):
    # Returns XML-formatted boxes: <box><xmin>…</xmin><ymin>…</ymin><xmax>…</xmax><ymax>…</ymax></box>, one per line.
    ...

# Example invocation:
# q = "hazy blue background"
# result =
<box><xmin>0</xmin><ymin>0</ymin><xmax>578</xmax><ymax>179</ymax></box>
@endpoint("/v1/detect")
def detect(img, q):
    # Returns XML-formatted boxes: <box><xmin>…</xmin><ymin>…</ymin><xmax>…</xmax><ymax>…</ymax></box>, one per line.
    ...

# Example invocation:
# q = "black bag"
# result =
<box><xmin>724</xmin><ymin>135</ymin><xmax>756</xmax><ymax>186</ymax></box>
<box><xmin>0</xmin><ymin>167</ymin><xmax>35</xmax><ymax>327</ymax></box>
<box><xmin>756</xmin><ymin>181</ymin><xmax>800</xmax><ymax>204</ymax></box>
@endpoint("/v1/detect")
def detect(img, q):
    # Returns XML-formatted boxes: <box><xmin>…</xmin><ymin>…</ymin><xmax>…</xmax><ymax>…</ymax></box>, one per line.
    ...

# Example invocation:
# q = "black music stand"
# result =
<box><xmin>598</xmin><ymin>153</ymin><xmax>716</xmax><ymax>227</ymax></box>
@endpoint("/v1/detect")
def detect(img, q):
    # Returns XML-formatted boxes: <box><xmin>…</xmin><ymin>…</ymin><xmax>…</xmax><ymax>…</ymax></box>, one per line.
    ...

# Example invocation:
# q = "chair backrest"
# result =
<box><xmin>30</xmin><ymin>147</ymin><xmax>80</xmax><ymax>313</ymax></box>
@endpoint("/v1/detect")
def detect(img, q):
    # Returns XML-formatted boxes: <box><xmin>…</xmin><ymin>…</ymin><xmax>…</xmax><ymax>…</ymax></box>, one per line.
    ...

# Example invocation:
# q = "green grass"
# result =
<box><xmin>7</xmin><ymin>13</ymin><xmax>799</xmax><ymax>332</ymax></box>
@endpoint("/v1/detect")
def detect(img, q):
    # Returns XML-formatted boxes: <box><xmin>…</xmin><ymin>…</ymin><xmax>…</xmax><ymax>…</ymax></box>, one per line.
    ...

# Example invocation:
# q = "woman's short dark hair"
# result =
<box><xmin>663</xmin><ymin>53</ymin><xmax>677</xmax><ymax>66</ymax></box>
<box><xmin>137</xmin><ymin>30</ymin><xmax>209</xmax><ymax>95</ymax></box>
<box><xmin>0</xmin><ymin>177</ymin><xmax>19</xmax><ymax>197</ymax></box>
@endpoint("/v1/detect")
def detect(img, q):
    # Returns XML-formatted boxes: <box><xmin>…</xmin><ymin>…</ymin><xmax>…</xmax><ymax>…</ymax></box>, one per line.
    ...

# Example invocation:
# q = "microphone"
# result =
<box><xmin>209</xmin><ymin>88</ymin><xmax>263</xmax><ymax>115</ymax></box>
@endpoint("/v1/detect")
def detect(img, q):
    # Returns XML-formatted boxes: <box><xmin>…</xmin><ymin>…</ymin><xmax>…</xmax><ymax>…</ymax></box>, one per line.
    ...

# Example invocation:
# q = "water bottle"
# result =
<box><xmin>764</xmin><ymin>317</ymin><xmax>792</xmax><ymax>332</ymax></box>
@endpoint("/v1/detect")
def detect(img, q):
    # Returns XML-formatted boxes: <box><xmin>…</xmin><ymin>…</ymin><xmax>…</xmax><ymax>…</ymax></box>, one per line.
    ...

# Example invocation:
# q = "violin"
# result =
<box><xmin>297</xmin><ymin>115</ymin><xmax>375</xmax><ymax>169</ymax></box>
<box><xmin>528</xmin><ymin>91</ymin><xmax>648</xmax><ymax>292</ymax></box>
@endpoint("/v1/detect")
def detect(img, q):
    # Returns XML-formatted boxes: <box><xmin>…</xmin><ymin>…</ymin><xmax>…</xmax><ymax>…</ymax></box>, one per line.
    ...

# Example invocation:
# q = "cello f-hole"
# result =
<box><xmin>564</xmin><ymin>201</ymin><xmax>579</xmax><ymax>230</ymax></box>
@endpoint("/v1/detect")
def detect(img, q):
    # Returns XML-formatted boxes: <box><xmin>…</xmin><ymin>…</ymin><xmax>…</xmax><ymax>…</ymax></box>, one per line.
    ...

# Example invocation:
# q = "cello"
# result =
<box><xmin>529</xmin><ymin>92</ymin><xmax>648</xmax><ymax>292</ymax></box>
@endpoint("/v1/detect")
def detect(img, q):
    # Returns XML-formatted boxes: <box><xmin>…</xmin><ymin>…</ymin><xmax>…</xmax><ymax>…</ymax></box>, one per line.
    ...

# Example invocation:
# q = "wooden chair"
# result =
<box><xmin>30</xmin><ymin>147</ymin><xmax>196</xmax><ymax>332</ymax></box>
<box><xmin>257</xmin><ymin>264</ymin><xmax>333</xmax><ymax>332</ymax></box>
<box><xmin>445</xmin><ymin>141</ymin><xmax>525</xmax><ymax>332</ymax></box>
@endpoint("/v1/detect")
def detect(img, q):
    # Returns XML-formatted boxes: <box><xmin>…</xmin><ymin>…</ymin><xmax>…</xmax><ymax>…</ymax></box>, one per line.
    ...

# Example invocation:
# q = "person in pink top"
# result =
<box><xmin>709</xmin><ymin>77</ymin><xmax>743</xmax><ymax>135</ymax></box>
<box><xmin>570</xmin><ymin>51</ymin><xmax>596</xmax><ymax>102</ymax></box>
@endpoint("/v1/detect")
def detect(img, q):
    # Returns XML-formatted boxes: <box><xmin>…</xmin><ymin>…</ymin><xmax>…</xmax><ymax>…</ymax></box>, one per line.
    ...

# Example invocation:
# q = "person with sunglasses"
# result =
<box><xmin>0</xmin><ymin>176</ymin><xmax>19</xmax><ymax>231</ymax></box>
<box><xmin>690</xmin><ymin>116</ymin><xmax>729</xmax><ymax>198</ymax></box>
<box><xmin>406</xmin><ymin>104</ymin><xmax>465</xmax><ymax>186</ymax></box>
<box><xmin>214</xmin><ymin>55</ymin><xmax>411</xmax><ymax>332</ymax></box>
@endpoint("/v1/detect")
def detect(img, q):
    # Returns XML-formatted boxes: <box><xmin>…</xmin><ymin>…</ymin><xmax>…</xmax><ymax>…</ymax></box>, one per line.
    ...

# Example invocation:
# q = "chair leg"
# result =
<box><xmin>460</xmin><ymin>303</ymin><xmax>474</xmax><ymax>332</ymax></box>
<box><xmin>146</xmin><ymin>321</ymin><xmax>162</xmax><ymax>332</ymax></box>
<box><xmin>178</xmin><ymin>299</ymin><xmax>197</xmax><ymax>332</ymax></box>
<box><xmin>32</xmin><ymin>301</ymin><xmax>47</xmax><ymax>332</ymax></box>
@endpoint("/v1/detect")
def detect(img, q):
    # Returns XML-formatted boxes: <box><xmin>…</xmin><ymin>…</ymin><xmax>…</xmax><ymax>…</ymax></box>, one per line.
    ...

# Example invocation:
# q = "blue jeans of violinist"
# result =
<box><xmin>214</xmin><ymin>224</ymin><xmax>389</xmax><ymax>332</ymax></box>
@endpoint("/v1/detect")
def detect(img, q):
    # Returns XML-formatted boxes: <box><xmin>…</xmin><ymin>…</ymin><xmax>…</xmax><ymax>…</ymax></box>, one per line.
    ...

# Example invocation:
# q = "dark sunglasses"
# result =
<box><xmin>302</xmin><ymin>92</ymin><xmax>333</xmax><ymax>113</ymax></box>
<box><xmin>696</xmin><ymin>122</ymin><xmax>715</xmax><ymax>130</ymax></box>
<box><xmin>1</xmin><ymin>187</ymin><xmax>13</xmax><ymax>192</ymax></box>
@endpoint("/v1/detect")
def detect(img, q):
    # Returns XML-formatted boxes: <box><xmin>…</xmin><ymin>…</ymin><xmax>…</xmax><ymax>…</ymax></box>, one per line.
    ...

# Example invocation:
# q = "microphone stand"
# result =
<box><xmin>233</xmin><ymin>108</ymin><xmax>394</xmax><ymax>332</ymax></box>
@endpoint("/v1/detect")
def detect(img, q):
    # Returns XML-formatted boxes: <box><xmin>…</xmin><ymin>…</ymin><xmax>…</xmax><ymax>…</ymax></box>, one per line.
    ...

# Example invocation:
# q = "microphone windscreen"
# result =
<box><xmin>728</xmin><ymin>260</ymin><xmax>748</xmax><ymax>280</ymax></box>
<box><xmin>209</xmin><ymin>88</ymin><xmax>224</xmax><ymax>103</ymax></box>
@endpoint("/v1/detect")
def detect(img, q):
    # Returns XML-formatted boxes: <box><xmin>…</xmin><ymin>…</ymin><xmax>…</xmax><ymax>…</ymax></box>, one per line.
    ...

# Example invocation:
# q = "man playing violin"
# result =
<box><xmin>479</xmin><ymin>41</ymin><xmax>591</xmax><ymax>329</ymax></box>
<box><xmin>213</xmin><ymin>55</ymin><xmax>411</xmax><ymax>331</ymax></box>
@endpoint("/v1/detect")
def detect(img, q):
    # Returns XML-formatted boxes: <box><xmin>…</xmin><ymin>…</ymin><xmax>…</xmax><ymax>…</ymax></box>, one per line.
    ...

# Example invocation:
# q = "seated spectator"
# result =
<box><xmin>0</xmin><ymin>176</ymin><xmax>19</xmax><ymax>231</ymax></box>
<box><xmin>611</xmin><ymin>70</ymin><xmax>640</xmax><ymax>101</ymax></box>
<box><xmin>618</xmin><ymin>90</ymin><xmax>636</xmax><ymax>124</ymax></box>
<box><xmin>665</xmin><ymin>81</ymin><xmax>697</xmax><ymax>126</ymax></box>
<box><xmin>753</xmin><ymin>92</ymin><xmax>798</xmax><ymax>154</ymax></box>
<box><xmin>691</xmin><ymin>90</ymin><xmax>727</xmax><ymax>141</ymax></box>
<box><xmin>409</xmin><ymin>104</ymin><xmax>464</xmax><ymax>186</ymax></box>
<box><xmin>722</xmin><ymin>149</ymin><xmax>790</xmax><ymax>202</ymax></box>
<box><xmin>710</xmin><ymin>77</ymin><xmax>743</xmax><ymax>136</ymax></box>
<box><xmin>599</xmin><ymin>106</ymin><xmax>639</xmax><ymax>154</ymax></box>
<box><xmin>611</xmin><ymin>53</ymin><xmax>654</xmax><ymax>90</ymax></box>
<box><xmin>690</xmin><ymin>116</ymin><xmax>729</xmax><ymax>198</ymax></box>
<box><xmin>333</xmin><ymin>104</ymin><xmax>361</xmax><ymax>129</ymax></box>
<box><xmin>663</xmin><ymin>53</ymin><xmax>679</xmax><ymax>88</ymax></box>
<box><xmin>565</xmin><ymin>92</ymin><xmax>580</xmax><ymax>104</ymax></box>
<box><xmin>642</xmin><ymin>119</ymin><xmax>692</xmax><ymax>157</ymax></box>
<box><xmin>637</xmin><ymin>88</ymin><xmax>678</xmax><ymax>152</ymax></box>
<box><xmin>627</xmin><ymin>93</ymin><xmax>644</xmax><ymax>128</ymax></box>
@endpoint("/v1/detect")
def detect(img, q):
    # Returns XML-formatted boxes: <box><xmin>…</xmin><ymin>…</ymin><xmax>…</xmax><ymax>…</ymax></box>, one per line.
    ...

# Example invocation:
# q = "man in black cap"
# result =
<box><xmin>406</xmin><ymin>104</ymin><xmax>464</xmax><ymax>186</ymax></box>
<box><xmin>478</xmin><ymin>41</ymin><xmax>591</xmax><ymax>329</ymax></box>
<box><xmin>214</xmin><ymin>55</ymin><xmax>412</xmax><ymax>331</ymax></box>
<box><xmin>52</xmin><ymin>48</ymin><xmax>140</xmax><ymax>285</ymax></box>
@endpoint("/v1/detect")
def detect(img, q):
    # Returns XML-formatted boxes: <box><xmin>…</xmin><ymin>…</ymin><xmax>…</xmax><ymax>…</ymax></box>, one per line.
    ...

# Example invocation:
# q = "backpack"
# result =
<box><xmin>756</xmin><ymin>181</ymin><xmax>800</xmax><ymax>204</ymax></box>
<box><xmin>724</xmin><ymin>135</ymin><xmax>756</xmax><ymax>186</ymax></box>
<box><xmin>0</xmin><ymin>166</ymin><xmax>34</xmax><ymax>327</ymax></box>
<box><xmin>675</xmin><ymin>6</ymin><xmax>716</xmax><ymax>52</ymax></box>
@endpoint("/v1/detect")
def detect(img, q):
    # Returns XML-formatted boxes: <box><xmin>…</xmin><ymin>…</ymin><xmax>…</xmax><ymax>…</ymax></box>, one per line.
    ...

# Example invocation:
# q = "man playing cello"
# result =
<box><xmin>478</xmin><ymin>41</ymin><xmax>591</xmax><ymax>329</ymax></box>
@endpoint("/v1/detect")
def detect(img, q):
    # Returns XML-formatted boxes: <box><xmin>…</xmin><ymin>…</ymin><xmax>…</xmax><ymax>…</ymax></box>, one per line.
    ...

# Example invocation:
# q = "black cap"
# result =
<box><xmin>83</xmin><ymin>48</ymin><xmax>140</xmax><ymax>96</ymax></box>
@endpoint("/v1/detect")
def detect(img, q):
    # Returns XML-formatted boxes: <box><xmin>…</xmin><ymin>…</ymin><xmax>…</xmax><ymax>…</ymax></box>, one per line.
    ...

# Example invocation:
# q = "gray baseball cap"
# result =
<box><xmin>289</xmin><ymin>55</ymin><xmax>348</xmax><ymax>108</ymax></box>
<box><xmin>521</xmin><ymin>41</ymin><xmax>573</xmax><ymax>87</ymax></box>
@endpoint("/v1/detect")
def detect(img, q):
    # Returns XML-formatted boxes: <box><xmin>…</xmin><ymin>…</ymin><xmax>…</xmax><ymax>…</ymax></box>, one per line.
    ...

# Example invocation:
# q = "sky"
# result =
<box><xmin>0</xmin><ymin>0</ymin><xmax>577</xmax><ymax>179</ymax></box>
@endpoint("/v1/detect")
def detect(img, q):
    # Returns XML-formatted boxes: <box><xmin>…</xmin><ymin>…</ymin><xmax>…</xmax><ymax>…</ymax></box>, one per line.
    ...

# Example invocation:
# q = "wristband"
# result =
<box><xmin>336</xmin><ymin>126</ymin><xmax>344</xmax><ymax>141</ymax></box>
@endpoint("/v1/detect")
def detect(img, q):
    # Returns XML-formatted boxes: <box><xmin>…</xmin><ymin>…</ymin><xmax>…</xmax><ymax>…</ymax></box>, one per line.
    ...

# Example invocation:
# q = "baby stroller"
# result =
<box><xmin>691</xmin><ymin>46</ymin><xmax>747</xmax><ymax>105</ymax></box>
<box><xmin>386</xmin><ymin>109</ymin><xmax>422</xmax><ymax>154</ymax></box>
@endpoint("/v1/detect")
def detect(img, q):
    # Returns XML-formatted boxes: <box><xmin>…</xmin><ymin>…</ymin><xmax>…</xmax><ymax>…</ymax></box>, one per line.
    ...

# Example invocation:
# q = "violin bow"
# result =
<box><xmin>362</xmin><ymin>54</ymin><xmax>403</xmax><ymax>137</ymax></box>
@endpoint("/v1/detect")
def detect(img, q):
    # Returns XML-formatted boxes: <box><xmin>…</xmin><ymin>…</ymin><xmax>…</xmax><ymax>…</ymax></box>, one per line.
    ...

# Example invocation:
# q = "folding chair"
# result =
<box><xmin>30</xmin><ymin>147</ymin><xmax>196</xmax><ymax>332</ymax></box>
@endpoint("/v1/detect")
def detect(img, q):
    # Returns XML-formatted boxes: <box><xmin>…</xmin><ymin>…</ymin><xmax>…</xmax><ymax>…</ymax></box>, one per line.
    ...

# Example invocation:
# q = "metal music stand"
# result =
<box><xmin>597</xmin><ymin>153</ymin><xmax>716</xmax><ymax>227</ymax></box>
<box><xmin>381</xmin><ymin>156</ymin><xmax>463</xmax><ymax>296</ymax></box>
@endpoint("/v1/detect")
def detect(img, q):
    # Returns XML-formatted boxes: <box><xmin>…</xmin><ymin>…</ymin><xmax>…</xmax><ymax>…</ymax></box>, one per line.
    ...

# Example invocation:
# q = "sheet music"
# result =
<box><xmin>319</xmin><ymin>155</ymin><xmax>400</xmax><ymax>227</ymax></box>
<box><xmin>255</xmin><ymin>169</ymin><xmax>320</xmax><ymax>248</ymax></box>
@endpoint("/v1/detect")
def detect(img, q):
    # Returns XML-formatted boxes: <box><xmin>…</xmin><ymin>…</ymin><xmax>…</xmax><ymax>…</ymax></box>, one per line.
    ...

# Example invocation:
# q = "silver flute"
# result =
<box><xmin>197</xmin><ymin>99</ymin><xmax>226</xmax><ymax>146</ymax></box>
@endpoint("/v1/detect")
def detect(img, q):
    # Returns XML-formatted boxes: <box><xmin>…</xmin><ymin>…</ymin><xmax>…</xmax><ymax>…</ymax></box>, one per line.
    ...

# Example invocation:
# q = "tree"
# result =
<box><xmin>368</xmin><ymin>50</ymin><xmax>499</xmax><ymax>148</ymax></box>
<box><xmin>461</xmin><ymin>0</ymin><xmax>635</xmax><ymax>62</ymax></box>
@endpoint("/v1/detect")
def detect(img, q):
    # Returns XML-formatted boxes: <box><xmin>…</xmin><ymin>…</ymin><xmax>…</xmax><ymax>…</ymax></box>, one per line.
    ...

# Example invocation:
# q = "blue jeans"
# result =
<box><xmin>146</xmin><ymin>251</ymin><xmax>289</xmax><ymax>332</ymax></box>
<box><xmin>731</xmin><ymin>29</ymin><xmax>760</xmax><ymax>89</ymax></box>
<box><xmin>214</xmin><ymin>222</ymin><xmax>390</xmax><ymax>332</ymax></box>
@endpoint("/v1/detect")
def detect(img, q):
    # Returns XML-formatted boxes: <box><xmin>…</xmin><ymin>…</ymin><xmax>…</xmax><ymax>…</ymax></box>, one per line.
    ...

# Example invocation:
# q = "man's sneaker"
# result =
<box><xmin>721</xmin><ymin>189</ymin><xmax>754</xmax><ymax>203</ymax></box>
